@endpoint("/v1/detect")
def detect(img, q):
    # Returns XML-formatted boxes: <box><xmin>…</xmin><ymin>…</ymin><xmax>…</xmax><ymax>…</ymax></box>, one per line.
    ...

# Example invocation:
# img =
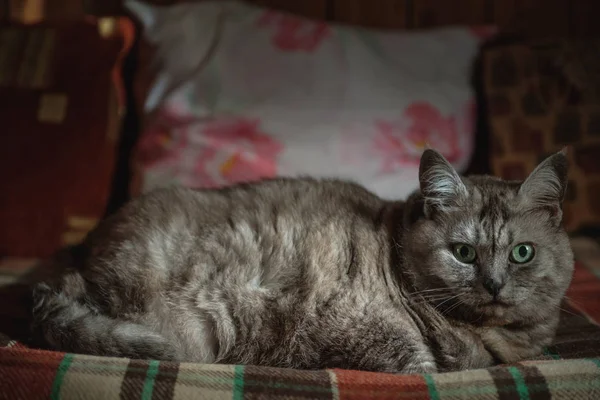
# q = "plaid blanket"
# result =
<box><xmin>1</xmin><ymin>237</ymin><xmax>599</xmax><ymax>399</ymax></box>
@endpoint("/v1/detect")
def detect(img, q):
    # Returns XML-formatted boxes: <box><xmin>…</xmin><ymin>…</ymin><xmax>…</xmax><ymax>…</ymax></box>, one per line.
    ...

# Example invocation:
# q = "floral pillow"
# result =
<box><xmin>127</xmin><ymin>0</ymin><xmax>493</xmax><ymax>200</ymax></box>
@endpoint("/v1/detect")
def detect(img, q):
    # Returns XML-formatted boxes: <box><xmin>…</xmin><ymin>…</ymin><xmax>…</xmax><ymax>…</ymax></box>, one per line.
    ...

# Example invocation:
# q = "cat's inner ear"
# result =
<box><xmin>518</xmin><ymin>149</ymin><xmax>569</xmax><ymax>219</ymax></box>
<box><xmin>419</xmin><ymin>149</ymin><xmax>468</xmax><ymax>217</ymax></box>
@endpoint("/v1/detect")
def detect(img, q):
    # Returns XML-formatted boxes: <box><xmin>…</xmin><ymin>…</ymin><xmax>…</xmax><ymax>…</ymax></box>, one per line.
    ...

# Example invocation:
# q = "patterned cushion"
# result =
<box><xmin>0</xmin><ymin>19</ymin><xmax>134</xmax><ymax>257</ymax></box>
<box><xmin>484</xmin><ymin>39</ymin><xmax>600</xmax><ymax>232</ymax></box>
<box><xmin>0</xmin><ymin>349</ymin><xmax>599</xmax><ymax>399</ymax></box>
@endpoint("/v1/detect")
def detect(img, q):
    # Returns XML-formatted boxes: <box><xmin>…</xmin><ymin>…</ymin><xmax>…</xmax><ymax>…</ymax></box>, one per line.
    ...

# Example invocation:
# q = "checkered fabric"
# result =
<box><xmin>1</xmin><ymin>237</ymin><xmax>599</xmax><ymax>399</ymax></box>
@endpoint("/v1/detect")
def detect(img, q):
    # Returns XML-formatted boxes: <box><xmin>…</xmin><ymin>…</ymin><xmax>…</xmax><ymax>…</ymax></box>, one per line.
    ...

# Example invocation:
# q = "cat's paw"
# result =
<box><xmin>480</xmin><ymin>327</ymin><xmax>544</xmax><ymax>364</ymax></box>
<box><xmin>401</xmin><ymin>360</ymin><xmax>437</xmax><ymax>374</ymax></box>
<box><xmin>114</xmin><ymin>324</ymin><xmax>178</xmax><ymax>361</ymax></box>
<box><xmin>399</xmin><ymin>351</ymin><xmax>438</xmax><ymax>374</ymax></box>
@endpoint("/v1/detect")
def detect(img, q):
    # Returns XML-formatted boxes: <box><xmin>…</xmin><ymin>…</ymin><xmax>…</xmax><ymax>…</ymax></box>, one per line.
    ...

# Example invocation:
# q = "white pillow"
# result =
<box><xmin>127</xmin><ymin>0</ymin><xmax>490</xmax><ymax>200</ymax></box>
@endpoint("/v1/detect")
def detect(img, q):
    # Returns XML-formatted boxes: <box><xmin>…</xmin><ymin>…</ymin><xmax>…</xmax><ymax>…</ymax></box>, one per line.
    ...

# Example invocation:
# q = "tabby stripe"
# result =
<box><xmin>151</xmin><ymin>361</ymin><xmax>179</xmax><ymax>400</ymax></box>
<box><xmin>120</xmin><ymin>359</ymin><xmax>150</xmax><ymax>400</ymax></box>
<box><xmin>515</xmin><ymin>365</ymin><xmax>550</xmax><ymax>400</ymax></box>
<box><xmin>488</xmin><ymin>367</ymin><xmax>522</xmax><ymax>400</ymax></box>
<box><xmin>50</xmin><ymin>353</ymin><xmax>74</xmax><ymax>400</ymax></box>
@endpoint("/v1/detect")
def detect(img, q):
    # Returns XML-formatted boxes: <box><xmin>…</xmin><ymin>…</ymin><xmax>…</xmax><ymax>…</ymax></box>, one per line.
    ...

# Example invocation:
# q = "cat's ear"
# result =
<box><xmin>518</xmin><ymin>148</ymin><xmax>569</xmax><ymax>220</ymax></box>
<box><xmin>419</xmin><ymin>149</ymin><xmax>468</xmax><ymax>217</ymax></box>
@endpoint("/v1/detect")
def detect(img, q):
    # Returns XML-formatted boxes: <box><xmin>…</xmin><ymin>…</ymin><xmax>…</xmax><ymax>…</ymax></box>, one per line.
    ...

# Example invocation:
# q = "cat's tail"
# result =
<box><xmin>31</xmin><ymin>271</ymin><xmax>176</xmax><ymax>360</ymax></box>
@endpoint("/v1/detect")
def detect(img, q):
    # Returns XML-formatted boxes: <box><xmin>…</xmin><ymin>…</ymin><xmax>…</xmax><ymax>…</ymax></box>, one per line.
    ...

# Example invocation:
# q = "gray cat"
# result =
<box><xmin>31</xmin><ymin>149</ymin><xmax>573</xmax><ymax>373</ymax></box>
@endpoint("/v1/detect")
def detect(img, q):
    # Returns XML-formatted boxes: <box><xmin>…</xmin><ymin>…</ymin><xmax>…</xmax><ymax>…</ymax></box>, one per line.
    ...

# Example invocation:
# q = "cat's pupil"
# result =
<box><xmin>460</xmin><ymin>246</ymin><xmax>469</xmax><ymax>258</ymax></box>
<box><xmin>518</xmin><ymin>246</ymin><xmax>527</xmax><ymax>257</ymax></box>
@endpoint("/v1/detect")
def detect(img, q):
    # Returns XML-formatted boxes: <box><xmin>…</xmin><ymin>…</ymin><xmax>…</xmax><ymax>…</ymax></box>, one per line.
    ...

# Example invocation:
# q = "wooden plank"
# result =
<box><xmin>83</xmin><ymin>0</ymin><xmax>125</xmax><ymax>16</ymax></box>
<box><xmin>84</xmin><ymin>0</ymin><xmax>329</xmax><ymax>21</ymax></box>
<box><xmin>570</xmin><ymin>0</ymin><xmax>600</xmax><ymax>37</ymax></box>
<box><xmin>412</xmin><ymin>0</ymin><xmax>487</xmax><ymax>28</ymax></box>
<box><xmin>10</xmin><ymin>0</ymin><xmax>45</xmax><ymax>23</ymax></box>
<box><xmin>249</xmin><ymin>0</ymin><xmax>328</xmax><ymax>20</ymax></box>
<box><xmin>332</xmin><ymin>0</ymin><xmax>407</xmax><ymax>29</ymax></box>
<box><xmin>0</xmin><ymin>1</ymin><xmax>8</xmax><ymax>21</ymax></box>
<box><xmin>44</xmin><ymin>0</ymin><xmax>85</xmax><ymax>20</ymax></box>
<box><xmin>492</xmin><ymin>0</ymin><xmax>570</xmax><ymax>37</ymax></box>
<box><xmin>84</xmin><ymin>1</ymin><xmax>329</xmax><ymax>19</ymax></box>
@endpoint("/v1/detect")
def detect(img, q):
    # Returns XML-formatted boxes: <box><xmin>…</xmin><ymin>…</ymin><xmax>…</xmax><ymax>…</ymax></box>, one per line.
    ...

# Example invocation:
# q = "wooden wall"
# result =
<box><xmin>5</xmin><ymin>0</ymin><xmax>600</xmax><ymax>38</ymax></box>
<box><xmin>247</xmin><ymin>0</ymin><xmax>600</xmax><ymax>37</ymax></box>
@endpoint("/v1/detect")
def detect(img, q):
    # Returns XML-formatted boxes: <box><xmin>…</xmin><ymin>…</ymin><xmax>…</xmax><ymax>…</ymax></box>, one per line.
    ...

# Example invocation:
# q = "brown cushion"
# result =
<box><xmin>484</xmin><ymin>39</ymin><xmax>600</xmax><ymax>232</ymax></box>
<box><xmin>0</xmin><ymin>19</ymin><xmax>133</xmax><ymax>257</ymax></box>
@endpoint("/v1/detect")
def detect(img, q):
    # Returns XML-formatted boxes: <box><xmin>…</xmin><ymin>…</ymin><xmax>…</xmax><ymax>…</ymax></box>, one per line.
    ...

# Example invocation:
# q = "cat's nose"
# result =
<box><xmin>483</xmin><ymin>278</ymin><xmax>505</xmax><ymax>298</ymax></box>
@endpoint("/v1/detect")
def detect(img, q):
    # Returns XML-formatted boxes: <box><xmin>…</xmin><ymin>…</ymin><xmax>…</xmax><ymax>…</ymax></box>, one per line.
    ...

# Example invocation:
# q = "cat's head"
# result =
<box><xmin>402</xmin><ymin>149</ymin><xmax>573</xmax><ymax>326</ymax></box>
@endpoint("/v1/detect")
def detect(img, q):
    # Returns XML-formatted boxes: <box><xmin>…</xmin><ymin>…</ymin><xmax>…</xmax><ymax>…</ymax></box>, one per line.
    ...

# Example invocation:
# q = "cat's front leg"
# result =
<box><xmin>479</xmin><ymin>330</ymin><xmax>540</xmax><ymax>363</ymax></box>
<box><xmin>430</xmin><ymin>325</ymin><xmax>496</xmax><ymax>371</ymax></box>
<box><xmin>478</xmin><ymin>320</ymin><xmax>556</xmax><ymax>364</ymax></box>
<box><xmin>394</xmin><ymin>339</ymin><xmax>440</xmax><ymax>374</ymax></box>
<box><xmin>410</xmin><ymin>303</ymin><xmax>495</xmax><ymax>371</ymax></box>
<box><xmin>370</xmin><ymin>352</ymin><xmax>438</xmax><ymax>374</ymax></box>
<box><xmin>346</xmin><ymin>344</ymin><xmax>439</xmax><ymax>374</ymax></box>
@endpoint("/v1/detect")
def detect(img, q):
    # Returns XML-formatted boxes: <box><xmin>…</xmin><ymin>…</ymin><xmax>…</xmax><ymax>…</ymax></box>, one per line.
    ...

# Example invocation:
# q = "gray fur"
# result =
<box><xmin>31</xmin><ymin>150</ymin><xmax>573</xmax><ymax>373</ymax></box>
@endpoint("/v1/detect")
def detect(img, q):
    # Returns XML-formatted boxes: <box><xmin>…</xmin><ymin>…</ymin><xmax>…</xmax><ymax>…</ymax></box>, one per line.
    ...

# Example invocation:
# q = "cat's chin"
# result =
<box><xmin>481</xmin><ymin>299</ymin><xmax>512</xmax><ymax>308</ymax></box>
<box><xmin>481</xmin><ymin>302</ymin><xmax>511</xmax><ymax>316</ymax></box>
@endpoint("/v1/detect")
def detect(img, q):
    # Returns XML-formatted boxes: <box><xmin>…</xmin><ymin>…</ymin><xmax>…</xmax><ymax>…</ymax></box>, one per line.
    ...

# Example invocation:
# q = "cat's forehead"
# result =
<box><xmin>465</xmin><ymin>176</ymin><xmax>520</xmax><ymax>209</ymax></box>
<box><xmin>448</xmin><ymin>177</ymin><xmax>522</xmax><ymax>245</ymax></box>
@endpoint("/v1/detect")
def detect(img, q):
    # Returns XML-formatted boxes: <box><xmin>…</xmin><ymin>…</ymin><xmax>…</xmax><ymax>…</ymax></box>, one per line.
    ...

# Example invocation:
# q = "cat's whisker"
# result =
<box><xmin>562</xmin><ymin>296</ymin><xmax>590</xmax><ymax>309</ymax></box>
<box><xmin>420</xmin><ymin>296</ymin><xmax>461</xmax><ymax>304</ymax></box>
<box><xmin>471</xmin><ymin>306</ymin><xmax>485</xmax><ymax>324</ymax></box>
<box><xmin>411</xmin><ymin>293</ymin><xmax>454</xmax><ymax>302</ymax></box>
<box><xmin>420</xmin><ymin>293</ymin><xmax>452</xmax><ymax>299</ymax></box>
<box><xmin>551</xmin><ymin>304</ymin><xmax>583</xmax><ymax>318</ymax></box>
<box><xmin>432</xmin><ymin>293</ymin><xmax>464</xmax><ymax>312</ymax></box>
<box><xmin>443</xmin><ymin>299</ymin><xmax>468</xmax><ymax>316</ymax></box>
<box><xmin>391</xmin><ymin>238</ymin><xmax>403</xmax><ymax>260</ymax></box>
<box><xmin>408</xmin><ymin>287</ymin><xmax>463</xmax><ymax>297</ymax></box>
<box><xmin>548</xmin><ymin>332</ymin><xmax>600</xmax><ymax>346</ymax></box>
<box><xmin>412</xmin><ymin>297</ymin><xmax>452</xmax><ymax>306</ymax></box>
<box><xmin>410</xmin><ymin>287</ymin><xmax>456</xmax><ymax>294</ymax></box>
<box><xmin>409</xmin><ymin>289</ymin><xmax>468</xmax><ymax>305</ymax></box>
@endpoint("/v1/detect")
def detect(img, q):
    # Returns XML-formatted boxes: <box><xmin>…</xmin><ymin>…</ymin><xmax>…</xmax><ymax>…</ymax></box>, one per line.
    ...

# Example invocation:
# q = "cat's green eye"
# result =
<box><xmin>452</xmin><ymin>244</ymin><xmax>477</xmax><ymax>264</ymax></box>
<box><xmin>510</xmin><ymin>243</ymin><xmax>535</xmax><ymax>264</ymax></box>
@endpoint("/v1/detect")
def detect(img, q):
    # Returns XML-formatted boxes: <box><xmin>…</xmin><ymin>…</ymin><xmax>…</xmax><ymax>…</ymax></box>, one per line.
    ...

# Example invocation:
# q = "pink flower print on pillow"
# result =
<box><xmin>136</xmin><ymin>110</ymin><xmax>195</xmax><ymax>169</ymax></box>
<box><xmin>374</xmin><ymin>102</ymin><xmax>463</xmax><ymax>173</ymax></box>
<box><xmin>256</xmin><ymin>10</ymin><xmax>331</xmax><ymax>52</ymax></box>
<box><xmin>193</xmin><ymin>118</ymin><xmax>283</xmax><ymax>188</ymax></box>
